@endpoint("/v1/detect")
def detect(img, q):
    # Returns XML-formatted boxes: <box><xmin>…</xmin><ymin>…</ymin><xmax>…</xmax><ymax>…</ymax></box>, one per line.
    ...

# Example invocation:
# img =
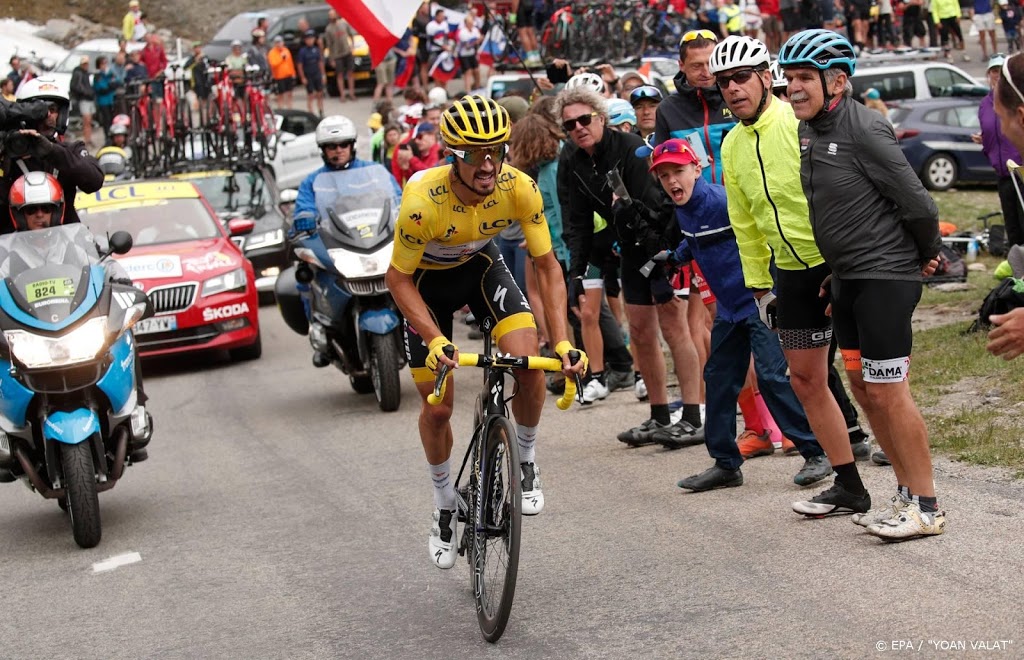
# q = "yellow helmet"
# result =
<box><xmin>439</xmin><ymin>95</ymin><xmax>511</xmax><ymax>148</ymax></box>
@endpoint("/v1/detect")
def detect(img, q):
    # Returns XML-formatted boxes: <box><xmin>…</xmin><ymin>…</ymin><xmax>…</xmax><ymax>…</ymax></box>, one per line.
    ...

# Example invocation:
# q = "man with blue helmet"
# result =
<box><xmin>779</xmin><ymin>29</ymin><xmax>945</xmax><ymax>541</ymax></box>
<box><xmin>606</xmin><ymin>98</ymin><xmax>637</xmax><ymax>133</ymax></box>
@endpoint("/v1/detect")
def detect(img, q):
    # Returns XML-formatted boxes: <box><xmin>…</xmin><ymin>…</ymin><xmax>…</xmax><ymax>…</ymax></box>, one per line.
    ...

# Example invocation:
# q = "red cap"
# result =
<box><xmin>649</xmin><ymin>139</ymin><xmax>699</xmax><ymax>172</ymax></box>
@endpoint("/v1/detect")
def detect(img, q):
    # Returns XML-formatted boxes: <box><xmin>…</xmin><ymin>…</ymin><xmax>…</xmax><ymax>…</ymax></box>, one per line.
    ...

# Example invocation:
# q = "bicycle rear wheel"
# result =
<box><xmin>471</xmin><ymin>415</ymin><xmax>521</xmax><ymax>643</ymax></box>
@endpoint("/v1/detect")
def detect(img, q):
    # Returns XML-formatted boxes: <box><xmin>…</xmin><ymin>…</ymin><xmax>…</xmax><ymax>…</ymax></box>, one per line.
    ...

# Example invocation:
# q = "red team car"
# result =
<box><xmin>77</xmin><ymin>181</ymin><xmax>262</xmax><ymax>360</ymax></box>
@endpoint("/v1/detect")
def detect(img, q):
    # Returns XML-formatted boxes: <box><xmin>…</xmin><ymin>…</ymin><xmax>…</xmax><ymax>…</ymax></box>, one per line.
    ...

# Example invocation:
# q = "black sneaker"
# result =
<box><xmin>605</xmin><ymin>369</ymin><xmax>634</xmax><ymax>392</ymax></box>
<box><xmin>851</xmin><ymin>439</ymin><xmax>872</xmax><ymax>462</ymax></box>
<box><xmin>617</xmin><ymin>418</ymin><xmax>659</xmax><ymax>446</ymax></box>
<box><xmin>677</xmin><ymin>465</ymin><xmax>743</xmax><ymax>492</ymax></box>
<box><xmin>792</xmin><ymin>481</ymin><xmax>871</xmax><ymax>516</ymax></box>
<box><xmin>871</xmin><ymin>450</ymin><xmax>891</xmax><ymax>466</ymax></box>
<box><xmin>651</xmin><ymin>419</ymin><xmax>705</xmax><ymax>449</ymax></box>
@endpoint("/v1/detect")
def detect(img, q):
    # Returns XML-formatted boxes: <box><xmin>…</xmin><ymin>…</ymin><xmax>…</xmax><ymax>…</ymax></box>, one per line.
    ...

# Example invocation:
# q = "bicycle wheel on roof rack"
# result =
<box><xmin>257</xmin><ymin>98</ymin><xmax>278</xmax><ymax>161</ymax></box>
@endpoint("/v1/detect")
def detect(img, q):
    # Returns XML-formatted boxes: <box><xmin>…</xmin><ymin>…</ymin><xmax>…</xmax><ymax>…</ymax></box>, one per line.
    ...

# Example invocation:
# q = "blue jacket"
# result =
<box><xmin>92</xmin><ymin>70</ymin><xmax>118</xmax><ymax>108</ymax></box>
<box><xmin>535</xmin><ymin>157</ymin><xmax>569</xmax><ymax>266</ymax></box>
<box><xmin>653</xmin><ymin>71</ymin><xmax>736</xmax><ymax>185</ymax></box>
<box><xmin>294</xmin><ymin>159</ymin><xmax>402</xmax><ymax>223</ymax></box>
<box><xmin>671</xmin><ymin>176</ymin><xmax>757</xmax><ymax>323</ymax></box>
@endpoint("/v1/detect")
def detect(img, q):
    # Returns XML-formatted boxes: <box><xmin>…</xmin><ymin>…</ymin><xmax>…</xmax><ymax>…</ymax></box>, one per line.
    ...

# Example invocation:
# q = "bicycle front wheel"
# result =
<box><xmin>471</xmin><ymin>415</ymin><xmax>521</xmax><ymax>643</ymax></box>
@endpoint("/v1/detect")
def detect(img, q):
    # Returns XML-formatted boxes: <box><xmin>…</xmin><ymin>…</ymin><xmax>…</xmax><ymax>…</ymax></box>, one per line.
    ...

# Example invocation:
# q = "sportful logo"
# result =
<box><xmin>828</xmin><ymin>142</ymin><xmax>838</xmax><ymax>156</ymax></box>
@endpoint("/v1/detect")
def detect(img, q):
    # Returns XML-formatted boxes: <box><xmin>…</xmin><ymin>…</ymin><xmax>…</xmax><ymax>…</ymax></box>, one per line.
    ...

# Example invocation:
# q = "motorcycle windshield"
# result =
<box><xmin>0</xmin><ymin>225</ymin><xmax>100</xmax><ymax>324</ymax></box>
<box><xmin>313</xmin><ymin>165</ymin><xmax>398</xmax><ymax>252</ymax></box>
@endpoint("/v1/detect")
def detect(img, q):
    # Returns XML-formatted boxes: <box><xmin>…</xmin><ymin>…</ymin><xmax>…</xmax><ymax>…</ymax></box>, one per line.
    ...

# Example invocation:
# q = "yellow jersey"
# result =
<box><xmin>390</xmin><ymin>164</ymin><xmax>553</xmax><ymax>274</ymax></box>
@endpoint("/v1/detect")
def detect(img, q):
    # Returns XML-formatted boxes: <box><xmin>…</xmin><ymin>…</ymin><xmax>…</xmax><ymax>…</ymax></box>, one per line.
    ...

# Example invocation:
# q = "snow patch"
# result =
<box><xmin>0</xmin><ymin>19</ymin><xmax>69</xmax><ymax>72</ymax></box>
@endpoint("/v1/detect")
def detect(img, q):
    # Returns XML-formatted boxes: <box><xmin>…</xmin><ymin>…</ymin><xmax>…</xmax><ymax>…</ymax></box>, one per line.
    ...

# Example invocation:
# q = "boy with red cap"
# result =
<box><xmin>648</xmin><ymin>139</ymin><xmax>831</xmax><ymax>492</ymax></box>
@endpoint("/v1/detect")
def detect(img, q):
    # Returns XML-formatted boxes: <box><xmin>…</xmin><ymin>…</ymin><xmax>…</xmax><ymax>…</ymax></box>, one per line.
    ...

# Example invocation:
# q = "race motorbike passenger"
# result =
<box><xmin>0</xmin><ymin>77</ymin><xmax>104</xmax><ymax>235</ymax></box>
<box><xmin>8</xmin><ymin>172</ymin><xmax>152</xmax><ymax>461</ymax></box>
<box><xmin>96</xmin><ymin>146</ymin><xmax>130</xmax><ymax>182</ymax></box>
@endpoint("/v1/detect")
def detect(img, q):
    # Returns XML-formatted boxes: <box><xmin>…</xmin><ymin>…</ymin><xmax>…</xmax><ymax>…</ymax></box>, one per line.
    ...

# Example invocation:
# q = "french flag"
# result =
<box><xmin>330</xmin><ymin>0</ymin><xmax>424</xmax><ymax>67</ymax></box>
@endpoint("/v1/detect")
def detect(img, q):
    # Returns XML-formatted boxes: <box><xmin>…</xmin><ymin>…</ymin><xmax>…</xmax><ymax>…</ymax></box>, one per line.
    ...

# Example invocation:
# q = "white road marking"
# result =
<box><xmin>92</xmin><ymin>552</ymin><xmax>142</xmax><ymax>573</ymax></box>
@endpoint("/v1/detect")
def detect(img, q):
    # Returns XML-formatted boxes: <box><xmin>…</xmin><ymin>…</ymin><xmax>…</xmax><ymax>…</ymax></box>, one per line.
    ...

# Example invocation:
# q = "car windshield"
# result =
<box><xmin>79</xmin><ymin>198</ymin><xmax>222</xmax><ymax>247</ymax></box>
<box><xmin>55</xmin><ymin>50</ymin><xmax>105</xmax><ymax>73</ymax></box>
<box><xmin>213</xmin><ymin>13</ymin><xmax>263</xmax><ymax>41</ymax></box>
<box><xmin>889</xmin><ymin>107</ymin><xmax>911</xmax><ymax>127</ymax></box>
<box><xmin>189</xmin><ymin>172</ymin><xmax>272</xmax><ymax>219</ymax></box>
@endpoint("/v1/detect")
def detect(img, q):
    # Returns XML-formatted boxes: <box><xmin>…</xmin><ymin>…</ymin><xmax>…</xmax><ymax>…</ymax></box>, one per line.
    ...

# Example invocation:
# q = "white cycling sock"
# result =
<box><xmin>517</xmin><ymin>424</ymin><xmax>538</xmax><ymax>464</ymax></box>
<box><xmin>428</xmin><ymin>459</ymin><xmax>456</xmax><ymax>510</ymax></box>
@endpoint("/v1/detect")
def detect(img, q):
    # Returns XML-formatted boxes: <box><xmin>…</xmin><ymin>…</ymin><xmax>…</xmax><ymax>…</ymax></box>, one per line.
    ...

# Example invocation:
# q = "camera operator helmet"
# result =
<box><xmin>16</xmin><ymin>77</ymin><xmax>71</xmax><ymax>136</ymax></box>
<box><xmin>97</xmin><ymin>146</ymin><xmax>129</xmax><ymax>181</ymax></box>
<box><xmin>111</xmin><ymin>113</ymin><xmax>131</xmax><ymax>129</ymax></box>
<box><xmin>9</xmin><ymin>171</ymin><xmax>65</xmax><ymax>231</ymax></box>
<box><xmin>315</xmin><ymin>115</ymin><xmax>357</xmax><ymax>168</ymax></box>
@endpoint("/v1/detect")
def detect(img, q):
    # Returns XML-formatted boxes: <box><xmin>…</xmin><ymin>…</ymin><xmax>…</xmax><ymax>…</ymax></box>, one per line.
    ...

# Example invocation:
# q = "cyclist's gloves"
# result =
<box><xmin>426</xmin><ymin>336</ymin><xmax>458</xmax><ymax>372</ymax></box>
<box><xmin>755</xmin><ymin>291</ymin><xmax>778</xmax><ymax>330</ymax></box>
<box><xmin>554</xmin><ymin>340</ymin><xmax>589</xmax><ymax>375</ymax></box>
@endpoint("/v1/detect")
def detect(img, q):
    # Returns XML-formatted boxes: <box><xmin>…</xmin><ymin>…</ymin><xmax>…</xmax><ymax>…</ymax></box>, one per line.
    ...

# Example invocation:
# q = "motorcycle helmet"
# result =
<box><xmin>97</xmin><ymin>146</ymin><xmax>129</xmax><ymax>180</ymax></box>
<box><xmin>16</xmin><ymin>76</ymin><xmax>71</xmax><ymax>135</ymax></box>
<box><xmin>111</xmin><ymin>113</ymin><xmax>131</xmax><ymax>128</ymax></box>
<box><xmin>9</xmin><ymin>171</ymin><xmax>65</xmax><ymax>230</ymax></box>
<box><xmin>315</xmin><ymin>115</ymin><xmax>358</xmax><ymax>167</ymax></box>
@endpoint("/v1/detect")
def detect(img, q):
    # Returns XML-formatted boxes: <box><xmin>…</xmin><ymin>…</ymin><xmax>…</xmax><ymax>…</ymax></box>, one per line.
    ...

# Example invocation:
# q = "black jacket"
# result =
<box><xmin>0</xmin><ymin>137</ymin><xmax>104</xmax><ymax>234</ymax></box>
<box><xmin>557</xmin><ymin>126</ymin><xmax>675</xmax><ymax>279</ymax></box>
<box><xmin>70</xmin><ymin>67</ymin><xmax>95</xmax><ymax>102</ymax></box>
<box><xmin>653</xmin><ymin>71</ymin><xmax>735</xmax><ymax>184</ymax></box>
<box><xmin>800</xmin><ymin>96</ymin><xmax>941</xmax><ymax>280</ymax></box>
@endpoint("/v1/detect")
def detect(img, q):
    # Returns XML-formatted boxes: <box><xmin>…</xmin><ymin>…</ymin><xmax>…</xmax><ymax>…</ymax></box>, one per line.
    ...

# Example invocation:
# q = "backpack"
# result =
<box><xmin>987</xmin><ymin>223</ymin><xmax>1007</xmax><ymax>257</ymax></box>
<box><xmin>966</xmin><ymin>277</ymin><xmax>1024</xmax><ymax>333</ymax></box>
<box><xmin>924</xmin><ymin>244</ymin><xmax>967</xmax><ymax>284</ymax></box>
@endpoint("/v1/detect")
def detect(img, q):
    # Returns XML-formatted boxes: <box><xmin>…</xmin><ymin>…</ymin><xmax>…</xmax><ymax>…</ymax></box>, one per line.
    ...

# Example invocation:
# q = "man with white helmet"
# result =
<box><xmin>565</xmin><ymin>72</ymin><xmax>610</xmax><ymax>98</ymax></box>
<box><xmin>0</xmin><ymin>77</ymin><xmax>103</xmax><ymax>234</ymax></box>
<box><xmin>292</xmin><ymin>115</ymin><xmax>401</xmax><ymax>233</ymax></box>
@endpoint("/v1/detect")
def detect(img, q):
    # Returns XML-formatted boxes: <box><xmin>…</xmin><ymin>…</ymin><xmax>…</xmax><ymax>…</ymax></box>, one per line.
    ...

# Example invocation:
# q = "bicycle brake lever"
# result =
<box><xmin>568</xmin><ymin>350</ymin><xmax>584</xmax><ymax>404</ymax></box>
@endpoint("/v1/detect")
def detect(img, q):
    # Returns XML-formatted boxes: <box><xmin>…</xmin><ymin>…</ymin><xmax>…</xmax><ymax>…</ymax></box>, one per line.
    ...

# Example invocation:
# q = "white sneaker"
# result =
<box><xmin>634</xmin><ymin>376</ymin><xmax>648</xmax><ymax>401</ymax></box>
<box><xmin>428</xmin><ymin>508</ymin><xmax>458</xmax><ymax>569</ymax></box>
<box><xmin>581</xmin><ymin>378</ymin><xmax>609</xmax><ymax>404</ymax></box>
<box><xmin>521</xmin><ymin>462</ymin><xmax>544</xmax><ymax>515</ymax></box>
<box><xmin>852</xmin><ymin>492</ymin><xmax>910</xmax><ymax>527</ymax></box>
<box><xmin>866</xmin><ymin>501</ymin><xmax>945</xmax><ymax>540</ymax></box>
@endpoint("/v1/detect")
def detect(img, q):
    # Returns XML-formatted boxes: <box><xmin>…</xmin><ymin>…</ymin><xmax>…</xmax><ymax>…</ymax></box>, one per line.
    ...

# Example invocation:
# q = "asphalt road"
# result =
<box><xmin>1</xmin><ymin>72</ymin><xmax>1022</xmax><ymax>658</ymax></box>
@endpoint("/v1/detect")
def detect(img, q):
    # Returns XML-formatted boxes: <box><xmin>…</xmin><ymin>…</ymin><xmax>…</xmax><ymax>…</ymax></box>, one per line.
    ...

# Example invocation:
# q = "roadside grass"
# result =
<box><xmin>930</xmin><ymin>186</ymin><xmax>1001</xmax><ymax>230</ymax></box>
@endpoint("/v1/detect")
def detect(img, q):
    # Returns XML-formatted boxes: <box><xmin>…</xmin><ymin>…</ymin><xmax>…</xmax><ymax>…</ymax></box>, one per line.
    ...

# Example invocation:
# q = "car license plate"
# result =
<box><xmin>134</xmin><ymin>316</ymin><xmax>177</xmax><ymax>335</ymax></box>
<box><xmin>355</xmin><ymin>72</ymin><xmax>370</xmax><ymax>81</ymax></box>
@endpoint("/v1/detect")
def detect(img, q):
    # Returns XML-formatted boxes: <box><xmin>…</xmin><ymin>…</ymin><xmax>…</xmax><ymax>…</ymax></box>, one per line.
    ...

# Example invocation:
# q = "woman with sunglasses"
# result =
<box><xmin>555</xmin><ymin>84</ymin><xmax>705</xmax><ymax>448</ymax></box>
<box><xmin>385</xmin><ymin>95</ymin><xmax>587</xmax><ymax>569</ymax></box>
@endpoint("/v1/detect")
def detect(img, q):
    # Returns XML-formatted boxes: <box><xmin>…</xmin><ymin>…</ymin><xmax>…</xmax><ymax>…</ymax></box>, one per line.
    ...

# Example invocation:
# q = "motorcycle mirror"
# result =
<box><xmin>108</xmin><ymin>231</ymin><xmax>133</xmax><ymax>255</ymax></box>
<box><xmin>279</xmin><ymin>189</ymin><xmax>298</xmax><ymax>204</ymax></box>
<box><xmin>228</xmin><ymin>218</ymin><xmax>256</xmax><ymax>236</ymax></box>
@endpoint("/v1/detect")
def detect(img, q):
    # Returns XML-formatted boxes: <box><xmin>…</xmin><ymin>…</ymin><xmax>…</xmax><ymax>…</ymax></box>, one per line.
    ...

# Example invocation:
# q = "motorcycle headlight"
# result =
<box><xmin>328</xmin><ymin>243</ymin><xmax>393</xmax><ymax>279</ymax></box>
<box><xmin>5</xmin><ymin>316</ymin><xmax>109</xmax><ymax>369</ymax></box>
<box><xmin>202</xmin><ymin>268</ymin><xmax>248</xmax><ymax>297</ymax></box>
<box><xmin>245</xmin><ymin>229</ymin><xmax>285</xmax><ymax>251</ymax></box>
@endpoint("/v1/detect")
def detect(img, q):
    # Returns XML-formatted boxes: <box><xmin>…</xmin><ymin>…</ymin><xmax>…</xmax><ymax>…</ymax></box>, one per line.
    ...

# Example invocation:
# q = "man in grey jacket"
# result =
<box><xmin>779</xmin><ymin>29</ymin><xmax>945</xmax><ymax>541</ymax></box>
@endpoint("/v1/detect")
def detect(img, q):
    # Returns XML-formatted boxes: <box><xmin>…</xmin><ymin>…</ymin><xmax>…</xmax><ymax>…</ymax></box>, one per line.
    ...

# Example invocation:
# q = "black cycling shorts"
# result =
<box><xmin>831</xmin><ymin>277</ymin><xmax>921</xmax><ymax>383</ymax></box>
<box><xmin>405</xmin><ymin>241</ymin><xmax>535</xmax><ymax>383</ymax></box>
<box><xmin>776</xmin><ymin>263</ymin><xmax>833</xmax><ymax>350</ymax></box>
<box><xmin>621</xmin><ymin>256</ymin><xmax>674</xmax><ymax>306</ymax></box>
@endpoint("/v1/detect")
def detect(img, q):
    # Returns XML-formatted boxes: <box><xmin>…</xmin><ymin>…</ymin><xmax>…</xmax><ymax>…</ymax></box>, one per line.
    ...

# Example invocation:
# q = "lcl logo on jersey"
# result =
<box><xmin>479</xmin><ymin>218</ymin><xmax>514</xmax><ymax>234</ymax></box>
<box><xmin>497</xmin><ymin>170</ymin><xmax>516</xmax><ymax>192</ymax></box>
<box><xmin>483</xmin><ymin>199</ymin><xmax>498</xmax><ymax>209</ymax></box>
<box><xmin>398</xmin><ymin>226</ymin><xmax>426</xmax><ymax>250</ymax></box>
<box><xmin>428</xmin><ymin>183</ymin><xmax>450</xmax><ymax>204</ymax></box>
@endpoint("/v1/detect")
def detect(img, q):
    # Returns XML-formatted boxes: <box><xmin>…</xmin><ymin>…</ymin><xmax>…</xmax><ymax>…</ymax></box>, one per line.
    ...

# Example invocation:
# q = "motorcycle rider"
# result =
<box><xmin>7</xmin><ymin>172</ymin><xmax>153</xmax><ymax>462</ymax></box>
<box><xmin>0</xmin><ymin>77</ymin><xmax>104</xmax><ymax>235</ymax></box>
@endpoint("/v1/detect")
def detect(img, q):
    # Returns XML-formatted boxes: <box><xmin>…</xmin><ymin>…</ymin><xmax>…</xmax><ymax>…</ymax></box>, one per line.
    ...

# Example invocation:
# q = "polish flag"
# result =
<box><xmin>330</xmin><ymin>0</ymin><xmax>424</xmax><ymax>67</ymax></box>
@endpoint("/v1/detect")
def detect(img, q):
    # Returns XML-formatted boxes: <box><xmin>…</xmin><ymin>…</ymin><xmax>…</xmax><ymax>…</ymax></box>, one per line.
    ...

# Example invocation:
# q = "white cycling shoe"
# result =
<box><xmin>428</xmin><ymin>508</ymin><xmax>457</xmax><ymax>569</ymax></box>
<box><xmin>521</xmin><ymin>463</ymin><xmax>544</xmax><ymax>516</ymax></box>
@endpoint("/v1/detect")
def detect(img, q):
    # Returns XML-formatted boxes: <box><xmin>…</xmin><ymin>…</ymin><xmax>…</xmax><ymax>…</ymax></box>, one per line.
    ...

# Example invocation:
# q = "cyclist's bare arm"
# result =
<box><xmin>531</xmin><ymin>250</ymin><xmax>584</xmax><ymax>376</ymax></box>
<box><xmin>386</xmin><ymin>265</ymin><xmax>458</xmax><ymax>369</ymax></box>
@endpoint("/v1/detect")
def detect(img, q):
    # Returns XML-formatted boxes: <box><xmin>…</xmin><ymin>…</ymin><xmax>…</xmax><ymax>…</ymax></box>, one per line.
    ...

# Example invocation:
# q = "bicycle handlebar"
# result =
<box><xmin>427</xmin><ymin>345</ymin><xmax>582</xmax><ymax>410</ymax></box>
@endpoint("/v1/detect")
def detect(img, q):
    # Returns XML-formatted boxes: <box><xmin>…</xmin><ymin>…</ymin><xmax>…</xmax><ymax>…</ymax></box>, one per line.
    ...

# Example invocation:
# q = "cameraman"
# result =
<box><xmin>0</xmin><ymin>77</ymin><xmax>103</xmax><ymax>235</ymax></box>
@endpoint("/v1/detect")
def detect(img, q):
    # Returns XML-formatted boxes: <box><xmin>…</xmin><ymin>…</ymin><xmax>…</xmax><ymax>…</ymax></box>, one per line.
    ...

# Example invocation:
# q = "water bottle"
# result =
<box><xmin>966</xmin><ymin>239</ymin><xmax>978</xmax><ymax>262</ymax></box>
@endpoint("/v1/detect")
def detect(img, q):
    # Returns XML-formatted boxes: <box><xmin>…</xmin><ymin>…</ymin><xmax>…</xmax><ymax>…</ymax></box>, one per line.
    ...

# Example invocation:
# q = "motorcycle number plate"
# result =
<box><xmin>134</xmin><ymin>316</ymin><xmax>177</xmax><ymax>335</ymax></box>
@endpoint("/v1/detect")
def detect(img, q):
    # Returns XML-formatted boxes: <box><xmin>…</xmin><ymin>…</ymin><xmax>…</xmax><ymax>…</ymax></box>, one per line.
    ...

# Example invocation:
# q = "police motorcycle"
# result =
<box><xmin>276</xmin><ymin>164</ymin><xmax>406</xmax><ymax>412</ymax></box>
<box><xmin>0</xmin><ymin>173</ymin><xmax>153</xmax><ymax>549</ymax></box>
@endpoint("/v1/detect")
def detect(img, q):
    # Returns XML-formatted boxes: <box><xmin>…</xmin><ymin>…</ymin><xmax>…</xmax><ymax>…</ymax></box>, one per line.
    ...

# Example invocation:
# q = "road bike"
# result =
<box><xmin>238</xmin><ymin>65</ymin><xmax>278</xmax><ymax>162</ymax></box>
<box><xmin>428</xmin><ymin>318</ymin><xmax>581</xmax><ymax>642</ymax></box>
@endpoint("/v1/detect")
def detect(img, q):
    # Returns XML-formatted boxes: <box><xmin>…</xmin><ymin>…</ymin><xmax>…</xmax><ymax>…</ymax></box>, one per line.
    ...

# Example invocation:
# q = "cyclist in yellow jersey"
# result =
<box><xmin>385</xmin><ymin>95</ymin><xmax>588</xmax><ymax>570</ymax></box>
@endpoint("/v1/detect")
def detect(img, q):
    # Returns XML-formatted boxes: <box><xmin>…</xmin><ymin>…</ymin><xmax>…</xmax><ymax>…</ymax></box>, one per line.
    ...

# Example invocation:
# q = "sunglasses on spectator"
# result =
<box><xmin>449</xmin><ymin>144</ymin><xmax>508</xmax><ymax>166</ymax></box>
<box><xmin>323</xmin><ymin>141</ymin><xmax>355</xmax><ymax>151</ymax></box>
<box><xmin>651</xmin><ymin>140</ymin><xmax>696</xmax><ymax>159</ymax></box>
<box><xmin>715</xmin><ymin>68</ymin><xmax>760</xmax><ymax>88</ymax></box>
<box><xmin>629</xmin><ymin>86</ymin><xmax>663</xmax><ymax>104</ymax></box>
<box><xmin>680</xmin><ymin>29</ymin><xmax>719</xmax><ymax>45</ymax></box>
<box><xmin>562</xmin><ymin>112</ymin><xmax>599</xmax><ymax>132</ymax></box>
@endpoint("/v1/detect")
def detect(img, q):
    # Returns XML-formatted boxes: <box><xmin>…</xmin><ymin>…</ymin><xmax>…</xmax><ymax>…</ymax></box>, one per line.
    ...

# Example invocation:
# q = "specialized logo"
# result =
<box><xmin>202</xmin><ymin>302</ymin><xmax>250</xmax><ymax>322</ymax></box>
<box><xmin>862</xmin><ymin>356</ymin><xmax>910</xmax><ymax>384</ymax></box>
<box><xmin>493</xmin><ymin>283</ymin><xmax>508</xmax><ymax>312</ymax></box>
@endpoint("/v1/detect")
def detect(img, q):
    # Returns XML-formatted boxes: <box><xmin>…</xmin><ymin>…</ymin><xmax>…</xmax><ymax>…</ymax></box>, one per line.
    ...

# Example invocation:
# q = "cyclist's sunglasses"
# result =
<box><xmin>680</xmin><ymin>29</ymin><xmax>719</xmax><ymax>46</ymax></box>
<box><xmin>1002</xmin><ymin>57</ymin><xmax>1024</xmax><ymax>106</ymax></box>
<box><xmin>448</xmin><ymin>144</ymin><xmax>508</xmax><ymax>166</ymax></box>
<box><xmin>715</xmin><ymin>68</ymin><xmax>761</xmax><ymax>88</ymax></box>
<box><xmin>629</xmin><ymin>85</ymin><xmax>663</xmax><ymax>104</ymax></box>
<box><xmin>323</xmin><ymin>140</ymin><xmax>355</xmax><ymax>151</ymax></box>
<box><xmin>562</xmin><ymin>111</ymin><xmax>599</xmax><ymax>132</ymax></box>
<box><xmin>21</xmin><ymin>204</ymin><xmax>55</xmax><ymax>216</ymax></box>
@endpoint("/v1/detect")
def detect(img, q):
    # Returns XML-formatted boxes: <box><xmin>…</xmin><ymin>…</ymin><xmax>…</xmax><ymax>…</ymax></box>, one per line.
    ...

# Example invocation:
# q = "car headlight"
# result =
<box><xmin>328</xmin><ymin>243</ymin><xmax>393</xmax><ymax>279</ymax></box>
<box><xmin>5</xmin><ymin>316</ymin><xmax>109</xmax><ymax>369</ymax></box>
<box><xmin>202</xmin><ymin>268</ymin><xmax>248</xmax><ymax>297</ymax></box>
<box><xmin>245</xmin><ymin>229</ymin><xmax>285</xmax><ymax>251</ymax></box>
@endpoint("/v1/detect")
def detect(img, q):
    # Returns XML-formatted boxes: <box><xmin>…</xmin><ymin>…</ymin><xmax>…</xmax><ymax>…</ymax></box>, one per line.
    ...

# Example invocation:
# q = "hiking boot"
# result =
<box><xmin>781</xmin><ymin>436</ymin><xmax>799</xmax><ymax>455</ymax></box>
<box><xmin>866</xmin><ymin>501</ymin><xmax>945</xmax><ymax>540</ymax></box>
<box><xmin>634</xmin><ymin>374</ymin><xmax>648</xmax><ymax>401</ymax></box>
<box><xmin>792</xmin><ymin>481</ymin><xmax>871</xmax><ymax>516</ymax></box>
<box><xmin>871</xmin><ymin>450</ymin><xmax>891</xmax><ymax>466</ymax></box>
<box><xmin>852</xmin><ymin>492</ymin><xmax>911</xmax><ymax>527</ymax></box>
<box><xmin>581</xmin><ymin>378</ymin><xmax>609</xmax><ymax>404</ymax></box>
<box><xmin>737</xmin><ymin>429</ymin><xmax>774</xmax><ymax>458</ymax></box>
<box><xmin>677</xmin><ymin>465</ymin><xmax>743</xmax><ymax>492</ymax></box>
<box><xmin>521</xmin><ymin>462</ymin><xmax>544</xmax><ymax>515</ymax></box>
<box><xmin>605</xmin><ymin>369</ymin><xmax>634</xmax><ymax>392</ymax></box>
<box><xmin>428</xmin><ymin>508</ymin><xmax>458</xmax><ymax>569</ymax></box>
<box><xmin>793</xmin><ymin>455</ymin><xmax>832</xmax><ymax>487</ymax></box>
<box><xmin>851</xmin><ymin>439</ymin><xmax>872</xmax><ymax>461</ymax></box>
<box><xmin>617</xmin><ymin>418</ymin><xmax>660</xmax><ymax>446</ymax></box>
<box><xmin>651</xmin><ymin>419</ymin><xmax>705</xmax><ymax>449</ymax></box>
